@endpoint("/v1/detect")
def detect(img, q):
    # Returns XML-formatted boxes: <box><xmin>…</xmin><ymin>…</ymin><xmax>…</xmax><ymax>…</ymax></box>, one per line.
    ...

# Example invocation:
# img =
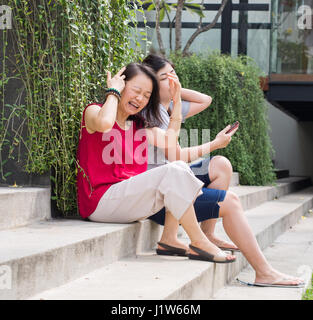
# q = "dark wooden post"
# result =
<box><xmin>238</xmin><ymin>0</ymin><xmax>248</xmax><ymax>55</ymax></box>
<box><xmin>221</xmin><ymin>0</ymin><xmax>232</xmax><ymax>54</ymax></box>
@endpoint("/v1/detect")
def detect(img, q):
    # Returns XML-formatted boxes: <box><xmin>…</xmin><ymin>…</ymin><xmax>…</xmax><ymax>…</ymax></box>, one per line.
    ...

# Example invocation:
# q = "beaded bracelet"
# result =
<box><xmin>105</xmin><ymin>87</ymin><xmax>121</xmax><ymax>98</ymax></box>
<box><xmin>105</xmin><ymin>91</ymin><xmax>121</xmax><ymax>102</ymax></box>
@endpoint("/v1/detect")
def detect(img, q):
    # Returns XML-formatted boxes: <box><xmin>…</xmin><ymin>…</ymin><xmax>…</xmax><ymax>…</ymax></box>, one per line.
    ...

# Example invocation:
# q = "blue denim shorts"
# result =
<box><xmin>149</xmin><ymin>157</ymin><xmax>227</xmax><ymax>225</ymax></box>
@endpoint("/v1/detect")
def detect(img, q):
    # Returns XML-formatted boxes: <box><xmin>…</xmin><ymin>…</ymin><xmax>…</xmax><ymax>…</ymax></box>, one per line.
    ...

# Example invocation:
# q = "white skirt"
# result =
<box><xmin>88</xmin><ymin>161</ymin><xmax>204</xmax><ymax>223</ymax></box>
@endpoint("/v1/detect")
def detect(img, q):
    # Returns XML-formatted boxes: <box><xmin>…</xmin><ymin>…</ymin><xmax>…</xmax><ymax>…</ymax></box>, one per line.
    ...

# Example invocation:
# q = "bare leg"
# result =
<box><xmin>158</xmin><ymin>205</ymin><xmax>235</xmax><ymax>261</ymax></box>
<box><xmin>158</xmin><ymin>210</ymin><xmax>189</xmax><ymax>252</ymax></box>
<box><xmin>158</xmin><ymin>156</ymin><xmax>236</xmax><ymax>252</ymax></box>
<box><xmin>178</xmin><ymin>203</ymin><xmax>235</xmax><ymax>261</ymax></box>
<box><xmin>200</xmin><ymin>156</ymin><xmax>238</xmax><ymax>250</ymax></box>
<box><xmin>218</xmin><ymin>191</ymin><xmax>303</xmax><ymax>285</ymax></box>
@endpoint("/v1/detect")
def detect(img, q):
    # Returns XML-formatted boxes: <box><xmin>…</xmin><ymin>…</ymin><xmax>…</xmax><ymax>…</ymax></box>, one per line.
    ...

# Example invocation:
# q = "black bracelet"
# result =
<box><xmin>105</xmin><ymin>91</ymin><xmax>120</xmax><ymax>102</ymax></box>
<box><xmin>105</xmin><ymin>87</ymin><xmax>121</xmax><ymax>98</ymax></box>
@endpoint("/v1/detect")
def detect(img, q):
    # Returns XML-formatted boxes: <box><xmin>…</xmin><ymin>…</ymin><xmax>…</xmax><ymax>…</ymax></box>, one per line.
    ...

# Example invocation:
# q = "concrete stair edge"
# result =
<box><xmin>230</xmin><ymin>172</ymin><xmax>239</xmax><ymax>186</ymax></box>
<box><xmin>0</xmin><ymin>187</ymin><xmax>51</xmax><ymax>230</ymax></box>
<box><xmin>0</xmin><ymin>176</ymin><xmax>311</xmax><ymax>300</ymax></box>
<box><xmin>230</xmin><ymin>176</ymin><xmax>311</xmax><ymax>212</ymax></box>
<box><xmin>26</xmin><ymin>187</ymin><xmax>313</xmax><ymax>300</ymax></box>
<box><xmin>0</xmin><ymin>219</ymin><xmax>162</xmax><ymax>300</ymax></box>
<box><xmin>0</xmin><ymin>179</ymin><xmax>310</xmax><ymax>298</ymax></box>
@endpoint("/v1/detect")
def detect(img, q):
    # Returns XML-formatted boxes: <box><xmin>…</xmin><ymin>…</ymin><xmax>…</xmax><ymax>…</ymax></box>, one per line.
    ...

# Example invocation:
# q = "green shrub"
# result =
<box><xmin>171</xmin><ymin>52</ymin><xmax>276</xmax><ymax>186</ymax></box>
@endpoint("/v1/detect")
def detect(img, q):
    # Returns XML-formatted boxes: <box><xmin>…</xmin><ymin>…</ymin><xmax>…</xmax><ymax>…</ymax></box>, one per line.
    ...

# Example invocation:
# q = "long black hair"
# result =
<box><xmin>142</xmin><ymin>54</ymin><xmax>175</xmax><ymax>73</ymax></box>
<box><xmin>121</xmin><ymin>63</ymin><xmax>163</xmax><ymax>128</ymax></box>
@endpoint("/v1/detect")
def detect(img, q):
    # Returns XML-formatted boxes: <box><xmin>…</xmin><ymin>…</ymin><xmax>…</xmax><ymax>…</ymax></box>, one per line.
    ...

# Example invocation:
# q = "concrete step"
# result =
<box><xmin>230</xmin><ymin>172</ymin><xmax>239</xmax><ymax>186</ymax></box>
<box><xmin>0</xmin><ymin>176</ymin><xmax>310</xmax><ymax>300</ymax></box>
<box><xmin>0</xmin><ymin>173</ymin><xmax>241</xmax><ymax>232</ymax></box>
<box><xmin>0</xmin><ymin>187</ymin><xmax>51</xmax><ymax>230</ymax></box>
<box><xmin>229</xmin><ymin>176</ymin><xmax>311</xmax><ymax>211</ymax></box>
<box><xmin>212</xmin><ymin>210</ymin><xmax>313</xmax><ymax>300</ymax></box>
<box><xmin>274</xmin><ymin>169</ymin><xmax>289</xmax><ymax>179</ymax></box>
<box><xmin>0</xmin><ymin>176</ymin><xmax>308</xmax><ymax>300</ymax></box>
<box><xmin>0</xmin><ymin>218</ymin><xmax>162</xmax><ymax>300</ymax></box>
<box><xmin>28</xmin><ymin>187</ymin><xmax>313</xmax><ymax>300</ymax></box>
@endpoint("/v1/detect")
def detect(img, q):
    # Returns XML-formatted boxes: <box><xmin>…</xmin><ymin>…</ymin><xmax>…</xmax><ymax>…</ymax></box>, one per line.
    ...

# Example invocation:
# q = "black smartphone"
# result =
<box><xmin>226</xmin><ymin>121</ymin><xmax>239</xmax><ymax>134</ymax></box>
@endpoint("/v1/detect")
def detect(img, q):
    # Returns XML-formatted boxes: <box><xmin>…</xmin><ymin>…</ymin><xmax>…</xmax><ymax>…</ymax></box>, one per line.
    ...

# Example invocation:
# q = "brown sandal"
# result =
<box><xmin>156</xmin><ymin>242</ymin><xmax>188</xmax><ymax>257</ymax></box>
<box><xmin>219</xmin><ymin>246</ymin><xmax>240</xmax><ymax>252</ymax></box>
<box><xmin>188</xmin><ymin>244</ymin><xmax>236</xmax><ymax>264</ymax></box>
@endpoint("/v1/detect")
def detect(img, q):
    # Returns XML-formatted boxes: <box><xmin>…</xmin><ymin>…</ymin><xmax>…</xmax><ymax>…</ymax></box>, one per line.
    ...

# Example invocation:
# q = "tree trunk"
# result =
<box><xmin>165</xmin><ymin>8</ymin><xmax>173</xmax><ymax>52</ymax></box>
<box><xmin>155</xmin><ymin>0</ymin><xmax>165</xmax><ymax>55</ymax></box>
<box><xmin>175</xmin><ymin>0</ymin><xmax>184</xmax><ymax>52</ymax></box>
<box><xmin>182</xmin><ymin>0</ymin><xmax>229</xmax><ymax>56</ymax></box>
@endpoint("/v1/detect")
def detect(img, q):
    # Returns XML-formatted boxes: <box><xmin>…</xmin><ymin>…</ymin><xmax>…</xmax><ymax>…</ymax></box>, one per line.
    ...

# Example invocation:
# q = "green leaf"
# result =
<box><xmin>159</xmin><ymin>7</ymin><xmax>165</xmax><ymax>21</ymax></box>
<box><xmin>4</xmin><ymin>172</ymin><xmax>12</xmax><ymax>178</ymax></box>
<box><xmin>185</xmin><ymin>5</ymin><xmax>205</xmax><ymax>18</ymax></box>
<box><xmin>147</xmin><ymin>3</ymin><xmax>155</xmax><ymax>11</ymax></box>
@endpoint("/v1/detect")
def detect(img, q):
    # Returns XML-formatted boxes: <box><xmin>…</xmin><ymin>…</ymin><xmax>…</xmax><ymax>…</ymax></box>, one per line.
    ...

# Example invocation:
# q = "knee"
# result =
<box><xmin>225</xmin><ymin>190</ymin><xmax>240</xmax><ymax>206</ymax></box>
<box><xmin>211</xmin><ymin>156</ymin><xmax>233</xmax><ymax>176</ymax></box>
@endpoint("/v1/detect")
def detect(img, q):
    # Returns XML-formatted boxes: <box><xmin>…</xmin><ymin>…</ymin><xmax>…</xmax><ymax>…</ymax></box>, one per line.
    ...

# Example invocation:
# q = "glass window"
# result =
<box><xmin>248</xmin><ymin>29</ymin><xmax>271</xmax><ymax>73</ymax></box>
<box><xmin>270</xmin><ymin>0</ymin><xmax>313</xmax><ymax>74</ymax></box>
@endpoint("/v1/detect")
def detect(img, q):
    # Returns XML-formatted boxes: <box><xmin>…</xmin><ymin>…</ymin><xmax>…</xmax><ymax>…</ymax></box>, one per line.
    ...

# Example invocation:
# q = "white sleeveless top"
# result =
<box><xmin>148</xmin><ymin>100</ymin><xmax>190</xmax><ymax>170</ymax></box>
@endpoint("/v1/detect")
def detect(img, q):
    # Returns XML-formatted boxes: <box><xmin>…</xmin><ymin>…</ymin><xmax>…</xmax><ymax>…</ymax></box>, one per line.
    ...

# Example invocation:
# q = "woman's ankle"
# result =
<box><xmin>158</xmin><ymin>237</ymin><xmax>189</xmax><ymax>251</ymax></box>
<box><xmin>159</xmin><ymin>234</ymin><xmax>182</xmax><ymax>245</ymax></box>
<box><xmin>254</xmin><ymin>266</ymin><xmax>276</xmax><ymax>280</ymax></box>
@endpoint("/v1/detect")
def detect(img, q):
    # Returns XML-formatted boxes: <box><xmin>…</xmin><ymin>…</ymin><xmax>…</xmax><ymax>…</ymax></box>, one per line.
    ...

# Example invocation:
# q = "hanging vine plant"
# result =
<box><xmin>0</xmin><ymin>0</ymin><xmax>147</xmax><ymax>216</ymax></box>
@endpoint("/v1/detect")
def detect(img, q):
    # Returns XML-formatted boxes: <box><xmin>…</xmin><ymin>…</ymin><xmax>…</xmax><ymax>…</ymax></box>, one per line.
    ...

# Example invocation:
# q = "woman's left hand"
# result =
<box><xmin>107</xmin><ymin>66</ymin><xmax>126</xmax><ymax>93</ymax></box>
<box><xmin>168</xmin><ymin>73</ymin><xmax>181</xmax><ymax>104</ymax></box>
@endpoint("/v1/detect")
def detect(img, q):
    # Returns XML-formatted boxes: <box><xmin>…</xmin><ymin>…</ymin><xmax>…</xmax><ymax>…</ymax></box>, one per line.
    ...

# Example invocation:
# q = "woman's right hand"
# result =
<box><xmin>168</xmin><ymin>72</ymin><xmax>181</xmax><ymax>104</ymax></box>
<box><xmin>213</xmin><ymin>125</ymin><xmax>238</xmax><ymax>149</ymax></box>
<box><xmin>107</xmin><ymin>66</ymin><xmax>126</xmax><ymax>93</ymax></box>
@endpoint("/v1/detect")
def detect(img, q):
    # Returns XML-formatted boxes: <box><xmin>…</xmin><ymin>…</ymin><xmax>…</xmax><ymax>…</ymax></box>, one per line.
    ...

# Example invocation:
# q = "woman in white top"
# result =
<box><xmin>142</xmin><ymin>55</ymin><xmax>304</xmax><ymax>288</ymax></box>
<box><xmin>143</xmin><ymin>54</ymin><xmax>238</xmax><ymax>252</ymax></box>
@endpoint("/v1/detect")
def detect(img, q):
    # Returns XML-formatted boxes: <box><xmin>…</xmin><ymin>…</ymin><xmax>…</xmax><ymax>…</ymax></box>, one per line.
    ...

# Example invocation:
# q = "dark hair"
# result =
<box><xmin>121</xmin><ymin>63</ymin><xmax>162</xmax><ymax>128</ymax></box>
<box><xmin>142</xmin><ymin>54</ymin><xmax>175</xmax><ymax>73</ymax></box>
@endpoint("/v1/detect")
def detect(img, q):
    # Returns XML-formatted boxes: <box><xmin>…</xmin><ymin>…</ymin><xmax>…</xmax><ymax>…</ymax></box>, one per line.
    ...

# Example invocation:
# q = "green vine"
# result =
<box><xmin>171</xmin><ymin>51</ymin><xmax>276</xmax><ymax>186</ymax></box>
<box><xmin>1</xmin><ymin>0</ymin><xmax>148</xmax><ymax>215</ymax></box>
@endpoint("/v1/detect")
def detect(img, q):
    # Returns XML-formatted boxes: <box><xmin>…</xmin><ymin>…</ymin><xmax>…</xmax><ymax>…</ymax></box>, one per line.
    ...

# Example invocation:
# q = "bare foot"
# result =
<box><xmin>190</xmin><ymin>239</ymin><xmax>236</xmax><ymax>261</ymax></box>
<box><xmin>206</xmin><ymin>233</ymin><xmax>239</xmax><ymax>251</ymax></box>
<box><xmin>255</xmin><ymin>269</ymin><xmax>304</xmax><ymax>286</ymax></box>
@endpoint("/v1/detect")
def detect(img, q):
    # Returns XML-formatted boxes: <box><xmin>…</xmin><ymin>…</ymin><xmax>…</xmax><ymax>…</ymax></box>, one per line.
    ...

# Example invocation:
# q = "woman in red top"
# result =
<box><xmin>76</xmin><ymin>63</ymin><xmax>236</xmax><ymax>264</ymax></box>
